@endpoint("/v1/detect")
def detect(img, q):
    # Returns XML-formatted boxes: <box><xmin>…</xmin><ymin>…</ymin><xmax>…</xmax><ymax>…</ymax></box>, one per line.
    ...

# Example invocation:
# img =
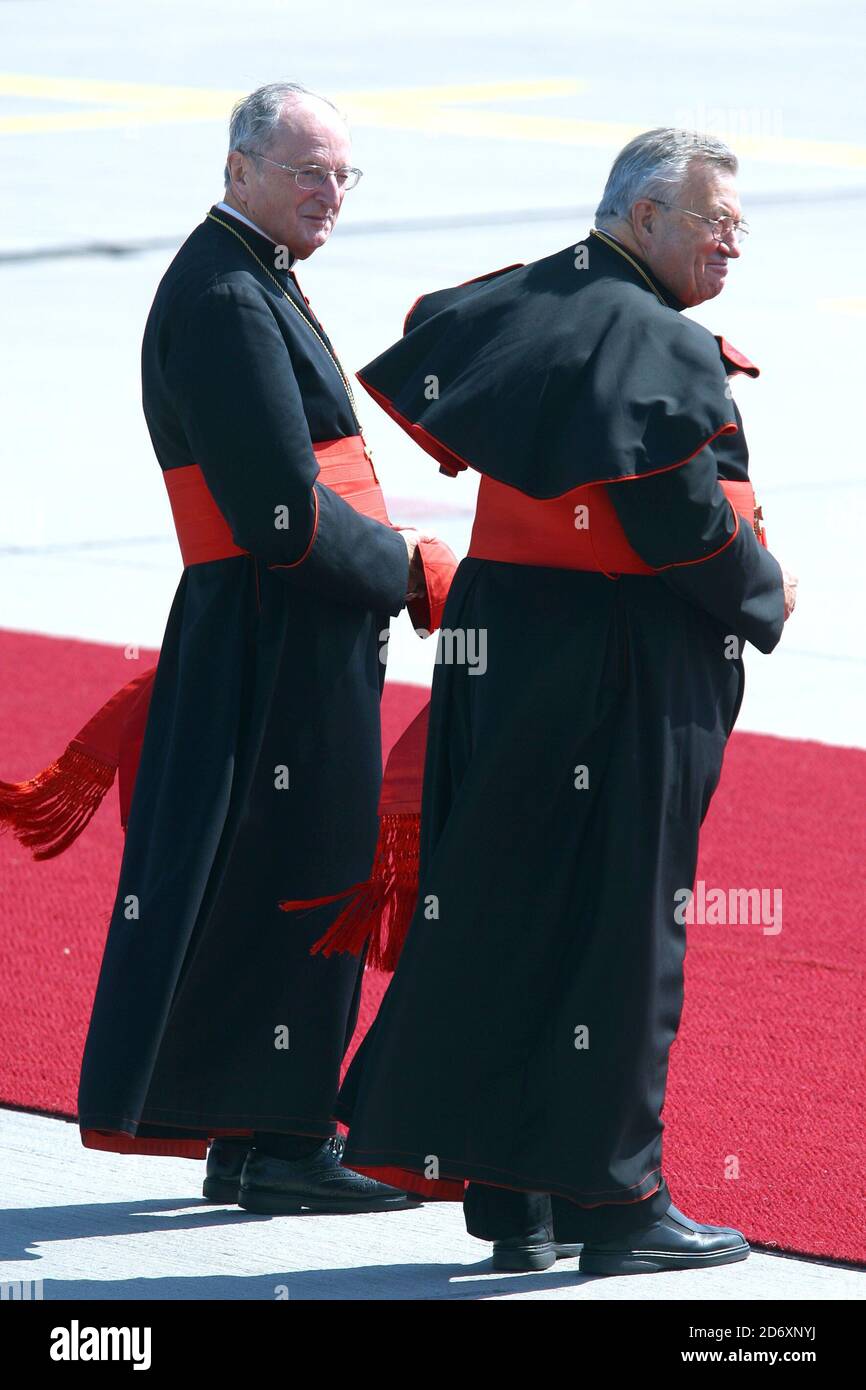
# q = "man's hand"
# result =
<box><xmin>400</xmin><ymin>526</ymin><xmax>422</xmax><ymax>563</ymax></box>
<box><xmin>781</xmin><ymin>566</ymin><xmax>798</xmax><ymax>621</ymax></box>
<box><xmin>397</xmin><ymin>527</ymin><xmax>428</xmax><ymax>602</ymax></box>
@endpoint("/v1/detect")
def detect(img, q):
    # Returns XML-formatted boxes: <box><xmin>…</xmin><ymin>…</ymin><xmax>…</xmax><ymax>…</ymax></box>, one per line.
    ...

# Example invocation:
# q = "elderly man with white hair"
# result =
<box><xmin>61</xmin><ymin>81</ymin><xmax>456</xmax><ymax>1213</ymax></box>
<box><xmin>333</xmin><ymin>128</ymin><xmax>797</xmax><ymax>1276</ymax></box>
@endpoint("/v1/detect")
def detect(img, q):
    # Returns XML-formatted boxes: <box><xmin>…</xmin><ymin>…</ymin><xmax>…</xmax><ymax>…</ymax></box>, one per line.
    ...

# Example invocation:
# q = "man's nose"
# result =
<box><xmin>319</xmin><ymin>171</ymin><xmax>343</xmax><ymax>204</ymax></box>
<box><xmin>720</xmin><ymin>233</ymin><xmax>741</xmax><ymax>258</ymax></box>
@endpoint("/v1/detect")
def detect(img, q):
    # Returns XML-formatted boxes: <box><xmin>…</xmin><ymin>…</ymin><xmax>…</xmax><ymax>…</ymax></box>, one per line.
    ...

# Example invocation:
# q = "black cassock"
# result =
<box><xmin>77</xmin><ymin>206</ymin><xmax>410</xmax><ymax>1155</ymax></box>
<box><xmin>334</xmin><ymin>229</ymin><xmax>786</xmax><ymax>1236</ymax></box>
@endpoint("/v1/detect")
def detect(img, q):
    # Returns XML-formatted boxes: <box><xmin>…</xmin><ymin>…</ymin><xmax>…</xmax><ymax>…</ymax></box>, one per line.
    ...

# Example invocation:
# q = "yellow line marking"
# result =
<box><xmin>345</xmin><ymin>98</ymin><xmax>866</xmax><ymax>168</ymax></box>
<box><xmin>0</xmin><ymin>76</ymin><xmax>581</xmax><ymax>135</ymax></box>
<box><xmin>817</xmin><ymin>297</ymin><xmax>866</xmax><ymax>315</ymax></box>
<box><xmin>1</xmin><ymin>106</ymin><xmax>230</xmax><ymax>135</ymax></box>
<box><xmin>1</xmin><ymin>74</ymin><xmax>865</xmax><ymax>169</ymax></box>
<box><xmin>0</xmin><ymin>74</ymin><xmax>233</xmax><ymax>105</ymax></box>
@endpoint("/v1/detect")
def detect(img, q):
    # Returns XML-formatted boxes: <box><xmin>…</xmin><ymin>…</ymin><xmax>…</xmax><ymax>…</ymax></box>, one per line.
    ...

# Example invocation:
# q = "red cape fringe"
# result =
<box><xmin>0</xmin><ymin>665</ymin><xmax>156</xmax><ymax>859</ymax></box>
<box><xmin>0</xmin><ymin>744</ymin><xmax>117</xmax><ymax>861</ymax></box>
<box><xmin>280</xmin><ymin>811</ymin><xmax>421</xmax><ymax>971</ymax></box>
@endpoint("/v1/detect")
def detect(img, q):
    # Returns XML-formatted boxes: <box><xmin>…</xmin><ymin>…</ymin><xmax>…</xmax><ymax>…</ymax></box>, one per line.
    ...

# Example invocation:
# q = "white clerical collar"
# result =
<box><xmin>214</xmin><ymin>200</ymin><xmax>296</xmax><ymax>269</ymax></box>
<box><xmin>215</xmin><ymin>200</ymin><xmax>271</xmax><ymax>242</ymax></box>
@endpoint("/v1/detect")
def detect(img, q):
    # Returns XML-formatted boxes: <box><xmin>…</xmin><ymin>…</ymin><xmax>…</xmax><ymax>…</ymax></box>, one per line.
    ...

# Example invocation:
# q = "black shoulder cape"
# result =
<box><xmin>356</xmin><ymin>228</ymin><xmax>757</xmax><ymax>499</ymax></box>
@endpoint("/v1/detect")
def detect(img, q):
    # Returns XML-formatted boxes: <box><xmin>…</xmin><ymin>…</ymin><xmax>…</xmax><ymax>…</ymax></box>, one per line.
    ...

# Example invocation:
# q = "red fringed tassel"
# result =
<box><xmin>279</xmin><ymin>811</ymin><xmax>421</xmax><ymax>973</ymax></box>
<box><xmin>0</xmin><ymin>664</ymin><xmax>156</xmax><ymax>861</ymax></box>
<box><xmin>0</xmin><ymin>743</ymin><xmax>117</xmax><ymax>861</ymax></box>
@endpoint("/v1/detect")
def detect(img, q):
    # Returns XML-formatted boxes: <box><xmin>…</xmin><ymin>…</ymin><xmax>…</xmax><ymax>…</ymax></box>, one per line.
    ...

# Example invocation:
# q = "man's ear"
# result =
<box><xmin>630</xmin><ymin>198</ymin><xmax>657</xmax><ymax>241</ymax></box>
<box><xmin>227</xmin><ymin>150</ymin><xmax>252</xmax><ymax>199</ymax></box>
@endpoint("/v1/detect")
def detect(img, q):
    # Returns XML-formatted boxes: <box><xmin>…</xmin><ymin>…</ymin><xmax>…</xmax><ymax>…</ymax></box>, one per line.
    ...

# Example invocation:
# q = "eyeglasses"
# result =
<box><xmin>650</xmin><ymin>199</ymin><xmax>750</xmax><ymax>245</ymax></box>
<box><xmin>245</xmin><ymin>152</ymin><xmax>363</xmax><ymax>191</ymax></box>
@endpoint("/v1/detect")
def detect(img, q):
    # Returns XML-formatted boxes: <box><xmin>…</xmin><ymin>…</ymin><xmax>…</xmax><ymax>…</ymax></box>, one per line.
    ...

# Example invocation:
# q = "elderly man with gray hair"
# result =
<box><xmin>332</xmin><ymin>128</ymin><xmax>797</xmax><ymax>1276</ymax></box>
<box><xmin>66</xmin><ymin>80</ymin><xmax>456</xmax><ymax>1213</ymax></box>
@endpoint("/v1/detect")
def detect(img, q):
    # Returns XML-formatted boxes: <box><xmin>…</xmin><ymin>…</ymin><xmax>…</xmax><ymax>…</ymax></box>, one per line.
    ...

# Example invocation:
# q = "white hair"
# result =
<box><xmin>595</xmin><ymin>128</ymin><xmax>738</xmax><ymax>225</ymax></box>
<box><xmin>223</xmin><ymin>81</ymin><xmax>345</xmax><ymax>190</ymax></box>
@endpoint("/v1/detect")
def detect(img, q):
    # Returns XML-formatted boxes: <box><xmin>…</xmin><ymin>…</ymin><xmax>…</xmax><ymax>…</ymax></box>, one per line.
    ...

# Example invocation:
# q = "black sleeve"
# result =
<box><xmin>163</xmin><ymin>280</ymin><xmax>409</xmax><ymax>615</ymax></box>
<box><xmin>605</xmin><ymin>443</ymin><xmax>786</xmax><ymax>654</ymax></box>
<box><xmin>270</xmin><ymin>482</ymin><xmax>410</xmax><ymax>616</ymax></box>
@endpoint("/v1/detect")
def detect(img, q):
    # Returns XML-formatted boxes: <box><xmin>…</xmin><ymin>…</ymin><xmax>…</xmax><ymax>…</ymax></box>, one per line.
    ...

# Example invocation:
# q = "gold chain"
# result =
<box><xmin>206</xmin><ymin>211</ymin><xmax>361</xmax><ymax>421</ymax></box>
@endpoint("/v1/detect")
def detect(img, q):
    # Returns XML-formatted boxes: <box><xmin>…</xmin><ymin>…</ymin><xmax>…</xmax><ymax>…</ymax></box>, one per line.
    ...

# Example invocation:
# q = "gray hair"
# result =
<box><xmin>223</xmin><ymin>81</ymin><xmax>345</xmax><ymax>189</ymax></box>
<box><xmin>595</xmin><ymin>128</ymin><xmax>738</xmax><ymax>226</ymax></box>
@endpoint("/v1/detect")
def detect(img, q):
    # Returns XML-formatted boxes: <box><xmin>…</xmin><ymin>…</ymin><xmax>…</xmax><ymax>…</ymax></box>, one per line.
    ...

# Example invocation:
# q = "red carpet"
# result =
<box><xmin>0</xmin><ymin>627</ymin><xmax>863</xmax><ymax>1265</ymax></box>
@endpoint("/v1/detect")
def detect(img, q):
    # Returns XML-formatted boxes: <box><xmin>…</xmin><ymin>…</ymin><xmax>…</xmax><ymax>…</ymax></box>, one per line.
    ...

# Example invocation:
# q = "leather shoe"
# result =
<box><xmin>238</xmin><ymin>1135</ymin><xmax>422</xmax><ymax>1215</ymax></box>
<box><xmin>202</xmin><ymin>1138</ymin><xmax>249</xmax><ymax>1204</ymax></box>
<box><xmin>492</xmin><ymin>1228</ymin><xmax>583</xmax><ymax>1272</ymax></box>
<box><xmin>578</xmin><ymin>1202</ymin><xmax>750</xmax><ymax>1275</ymax></box>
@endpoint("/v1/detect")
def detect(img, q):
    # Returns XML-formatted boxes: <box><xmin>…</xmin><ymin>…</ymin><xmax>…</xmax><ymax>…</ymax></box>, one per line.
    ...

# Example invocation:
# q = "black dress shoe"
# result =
<box><xmin>201</xmin><ymin>1139</ymin><xmax>249</xmax><ymax>1203</ymax></box>
<box><xmin>492</xmin><ymin>1229</ymin><xmax>584</xmax><ymax>1272</ymax></box>
<box><xmin>578</xmin><ymin>1202</ymin><xmax>750</xmax><ymax>1276</ymax></box>
<box><xmin>237</xmin><ymin>1135</ymin><xmax>423</xmax><ymax>1215</ymax></box>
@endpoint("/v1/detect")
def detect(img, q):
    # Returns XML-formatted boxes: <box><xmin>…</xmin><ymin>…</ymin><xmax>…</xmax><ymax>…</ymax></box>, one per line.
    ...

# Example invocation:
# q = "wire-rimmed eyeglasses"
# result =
<box><xmin>245</xmin><ymin>151</ymin><xmax>363</xmax><ymax>191</ymax></box>
<box><xmin>650</xmin><ymin>199</ymin><xmax>750</xmax><ymax>245</ymax></box>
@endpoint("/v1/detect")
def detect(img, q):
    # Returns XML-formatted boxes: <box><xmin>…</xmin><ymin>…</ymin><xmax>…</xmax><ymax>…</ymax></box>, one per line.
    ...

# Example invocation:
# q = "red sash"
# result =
<box><xmin>467</xmin><ymin>474</ymin><xmax>766</xmax><ymax>575</ymax></box>
<box><xmin>163</xmin><ymin>435</ymin><xmax>391</xmax><ymax>566</ymax></box>
<box><xmin>0</xmin><ymin>436</ymin><xmax>458</xmax><ymax>859</ymax></box>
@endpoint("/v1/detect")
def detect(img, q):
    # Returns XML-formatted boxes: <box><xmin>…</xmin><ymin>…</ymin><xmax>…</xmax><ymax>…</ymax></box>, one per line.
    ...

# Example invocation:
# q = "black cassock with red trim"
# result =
<box><xmin>333</xmin><ymin>229</ymin><xmax>786</xmax><ymax>1223</ymax></box>
<box><xmin>74</xmin><ymin>207</ymin><xmax>417</xmax><ymax>1157</ymax></box>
